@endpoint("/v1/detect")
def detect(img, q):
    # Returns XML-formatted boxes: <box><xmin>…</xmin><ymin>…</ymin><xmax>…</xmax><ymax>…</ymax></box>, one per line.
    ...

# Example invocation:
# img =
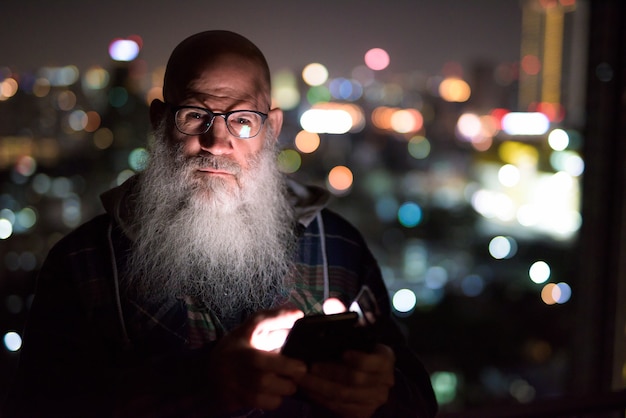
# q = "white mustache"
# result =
<box><xmin>184</xmin><ymin>154</ymin><xmax>243</xmax><ymax>176</ymax></box>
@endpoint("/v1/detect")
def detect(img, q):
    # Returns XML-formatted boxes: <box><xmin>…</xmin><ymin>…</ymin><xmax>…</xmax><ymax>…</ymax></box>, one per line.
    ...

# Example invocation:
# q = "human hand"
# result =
<box><xmin>298</xmin><ymin>343</ymin><xmax>396</xmax><ymax>418</ymax></box>
<box><xmin>206</xmin><ymin>309</ymin><xmax>307</xmax><ymax>414</ymax></box>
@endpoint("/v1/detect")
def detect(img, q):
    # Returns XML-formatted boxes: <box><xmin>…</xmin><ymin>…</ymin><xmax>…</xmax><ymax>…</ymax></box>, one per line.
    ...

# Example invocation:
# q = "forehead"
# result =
<box><xmin>172</xmin><ymin>54</ymin><xmax>270</xmax><ymax>109</ymax></box>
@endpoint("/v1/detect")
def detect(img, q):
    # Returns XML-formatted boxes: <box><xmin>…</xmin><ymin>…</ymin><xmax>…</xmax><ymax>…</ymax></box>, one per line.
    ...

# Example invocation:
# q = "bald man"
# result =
<box><xmin>5</xmin><ymin>31</ymin><xmax>437</xmax><ymax>418</ymax></box>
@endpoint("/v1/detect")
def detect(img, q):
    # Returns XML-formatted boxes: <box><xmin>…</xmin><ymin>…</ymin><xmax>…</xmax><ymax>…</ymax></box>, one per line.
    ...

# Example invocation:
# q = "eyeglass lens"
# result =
<box><xmin>175</xmin><ymin>108</ymin><xmax>263</xmax><ymax>139</ymax></box>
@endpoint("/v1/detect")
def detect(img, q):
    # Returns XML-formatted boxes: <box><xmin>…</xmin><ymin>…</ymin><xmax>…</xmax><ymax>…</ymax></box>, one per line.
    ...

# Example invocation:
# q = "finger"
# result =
<box><xmin>249</xmin><ymin>350</ymin><xmax>308</xmax><ymax>381</ymax></box>
<box><xmin>244</xmin><ymin>372</ymin><xmax>300</xmax><ymax>397</ymax></box>
<box><xmin>343</xmin><ymin>344</ymin><xmax>395</xmax><ymax>372</ymax></box>
<box><xmin>310</xmin><ymin>361</ymin><xmax>394</xmax><ymax>388</ymax></box>
<box><xmin>300</xmin><ymin>373</ymin><xmax>389</xmax><ymax>413</ymax></box>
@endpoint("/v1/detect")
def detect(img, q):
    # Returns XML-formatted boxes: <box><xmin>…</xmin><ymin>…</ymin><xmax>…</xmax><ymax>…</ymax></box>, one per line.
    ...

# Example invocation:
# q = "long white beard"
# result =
<box><xmin>126</xmin><ymin>122</ymin><xmax>296</xmax><ymax>318</ymax></box>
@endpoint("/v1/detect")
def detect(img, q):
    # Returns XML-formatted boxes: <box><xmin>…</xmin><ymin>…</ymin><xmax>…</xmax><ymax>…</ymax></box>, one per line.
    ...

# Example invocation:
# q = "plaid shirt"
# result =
<box><xmin>4</xmin><ymin>179</ymin><xmax>437</xmax><ymax>418</ymax></box>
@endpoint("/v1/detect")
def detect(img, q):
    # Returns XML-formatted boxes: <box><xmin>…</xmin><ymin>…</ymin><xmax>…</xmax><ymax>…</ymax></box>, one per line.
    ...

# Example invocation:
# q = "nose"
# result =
<box><xmin>198</xmin><ymin>116</ymin><xmax>233</xmax><ymax>155</ymax></box>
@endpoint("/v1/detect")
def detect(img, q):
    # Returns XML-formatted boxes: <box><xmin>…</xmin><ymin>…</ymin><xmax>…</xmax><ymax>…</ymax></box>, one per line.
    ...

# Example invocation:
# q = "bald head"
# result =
<box><xmin>162</xmin><ymin>30</ymin><xmax>272</xmax><ymax>107</ymax></box>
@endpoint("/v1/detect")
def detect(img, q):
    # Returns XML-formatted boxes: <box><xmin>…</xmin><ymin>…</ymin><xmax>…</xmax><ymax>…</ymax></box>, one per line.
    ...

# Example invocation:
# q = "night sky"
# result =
<box><xmin>1</xmin><ymin>0</ymin><xmax>522</xmax><ymax>78</ymax></box>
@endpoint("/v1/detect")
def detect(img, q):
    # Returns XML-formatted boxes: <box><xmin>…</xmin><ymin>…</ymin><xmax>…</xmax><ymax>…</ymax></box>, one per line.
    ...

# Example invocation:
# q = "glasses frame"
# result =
<box><xmin>169</xmin><ymin>105</ymin><xmax>269</xmax><ymax>139</ymax></box>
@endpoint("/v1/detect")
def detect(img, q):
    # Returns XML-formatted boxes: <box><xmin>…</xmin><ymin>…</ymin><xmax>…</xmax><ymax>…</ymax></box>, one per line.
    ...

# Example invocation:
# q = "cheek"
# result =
<box><xmin>234</xmin><ymin>138</ymin><xmax>266</xmax><ymax>169</ymax></box>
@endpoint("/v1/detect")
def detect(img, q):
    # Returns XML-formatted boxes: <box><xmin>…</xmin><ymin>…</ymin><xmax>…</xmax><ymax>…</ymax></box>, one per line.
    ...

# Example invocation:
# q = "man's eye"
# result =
<box><xmin>236</xmin><ymin>117</ymin><xmax>252</xmax><ymax>125</ymax></box>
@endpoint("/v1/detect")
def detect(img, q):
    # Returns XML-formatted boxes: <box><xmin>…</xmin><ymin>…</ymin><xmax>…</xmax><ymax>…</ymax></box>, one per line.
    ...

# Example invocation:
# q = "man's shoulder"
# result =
<box><xmin>48</xmin><ymin>213</ymin><xmax>113</xmax><ymax>255</ymax></box>
<box><xmin>318</xmin><ymin>208</ymin><xmax>364</xmax><ymax>240</ymax></box>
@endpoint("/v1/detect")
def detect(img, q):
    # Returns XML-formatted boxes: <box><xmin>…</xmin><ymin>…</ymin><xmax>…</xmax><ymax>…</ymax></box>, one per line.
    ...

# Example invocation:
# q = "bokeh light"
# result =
<box><xmin>398</xmin><ymin>202</ymin><xmax>423</xmax><ymax>228</ymax></box>
<box><xmin>302</xmin><ymin>63</ymin><xmax>329</xmax><ymax>86</ymax></box>
<box><xmin>68</xmin><ymin>110</ymin><xmax>88</xmax><ymax>131</ymax></box>
<box><xmin>488</xmin><ymin>236</ymin><xmax>518</xmax><ymax>259</ymax></box>
<box><xmin>456</xmin><ymin>113</ymin><xmax>482</xmax><ymax>141</ymax></box>
<box><xmin>432</xmin><ymin>371</ymin><xmax>459</xmax><ymax>405</ymax></box>
<box><xmin>272</xmin><ymin>70</ymin><xmax>300</xmax><ymax>110</ymax></box>
<box><xmin>461</xmin><ymin>274</ymin><xmax>485</xmax><ymax>297</ymax></box>
<box><xmin>541</xmin><ymin>283</ymin><xmax>558</xmax><ymax>305</ymax></box>
<box><xmin>294</xmin><ymin>130</ymin><xmax>321</xmax><ymax>153</ymax></box>
<box><xmin>15</xmin><ymin>156</ymin><xmax>36</xmax><ymax>177</ymax></box>
<box><xmin>300</xmin><ymin>108</ymin><xmax>352</xmax><ymax>134</ymax></box>
<box><xmin>329</xmin><ymin>77</ymin><xmax>363</xmax><ymax>101</ymax></box>
<box><xmin>521</xmin><ymin>54</ymin><xmax>541</xmax><ymax>75</ymax></box>
<box><xmin>364</xmin><ymin>48</ymin><xmax>390</xmax><ymax>71</ymax></box>
<box><xmin>0</xmin><ymin>219</ymin><xmax>12</xmax><ymax>239</ymax></box>
<box><xmin>408</xmin><ymin>136</ymin><xmax>431</xmax><ymax>159</ymax></box>
<box><xmin>498</xmin><ymin>164</ymin><xmax>521</xmax><ymax>187</ymax></box>
<box><xmin>392</xmin><ymin>288</ymin><xmax>417</xmax><ymax>313</ymax></box>
<box><xmin>376</xmin><ymin>196</ymin><xmax>399</xmax><ymax>222</ymax></box>
<box><xmin>306</xmin><ymin>85</ymin><xmax>331</xmax><ymax>104</ymax></box>
<box><xmin>83</xmin><ymin>66</ymin><xmax>110</xmax><ymax>90</ymax></box>
<box><xmin>93</xmin><ymin>127</ymin><xmax>114</xmax><ymax>150</ymax></box>
<box><xmin>109</xmin><ymin>38</ymin><xmax>141</xmax><ymax>62</ymax></box>
<box><xmin>390</xmin><ymin>109</ymin><xmax>424</xmax><ymax>134</ymax></box>
<box><xmin>3</xmin><ymin>332</ymin><xmax>22</xmax><ymax>352</ymax></box>
<box><xmin>109</xmin><ymin>87</ymin><xmax>129</xmax><ymax>108</ymax></box>
<box><xmin>501</xmin><ymin>112</ymin><xmax>550</xmax><ymax>136</ymax></box>
<box><xmin>439</xmin><ymin>77</ymin><xmax>471</xmax><ymax>102</ymax></box>
<box><xmin>0</xmin><ymin>77</ymin><xmax>18</xmax><ymax>101</ymax></box>
<box><xmin>41</xmin><ymin>65</ymin><xmax>79</xmax><ymax>86</ymax></box>
<box><xmin>529</xmin><ymin>261</ymin><xmax>551</xmax><ymax>283</ymax></box>
<box><xmin>548</xmin><ymin>128</ymin><xmax>569</xmax><ymax>151</ymax></box>
<box><xmin>327</xmin><ymin>166</ymin><xmax>353</xmax><ymax>193</ymax></box>
<box><xmin>277</xmin><ymin>149</ymin><xmax>302</xmax><ymax>174</ymax></box>
<box><xmin>128</xmin><ymin>148</ymin><xmax>148</xmax><ymax>171</ymax></box>
<box><xmin>84</xmin><ymin>111</ymin><xmax>102</xmax><ymax>133</ymax></box>
<box><xmin>57</xmin><ymin>90</ymin><xmax>77</xmax><ymax>111</ymax></box>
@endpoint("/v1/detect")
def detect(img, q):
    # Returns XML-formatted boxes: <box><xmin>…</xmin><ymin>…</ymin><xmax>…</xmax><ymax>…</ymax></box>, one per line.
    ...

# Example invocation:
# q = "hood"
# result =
<box><xmin>100</xmin><ymin>174</ymin><xmax>331</xmax><ymax>239</ymax></box>
<box><xmin>285</xmin><ymin>177</ymin><xmax>330</xmax><ymax>227</ymax></box>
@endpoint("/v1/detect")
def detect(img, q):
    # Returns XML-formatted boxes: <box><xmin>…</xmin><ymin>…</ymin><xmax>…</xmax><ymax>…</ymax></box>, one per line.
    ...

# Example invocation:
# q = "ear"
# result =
<box><xmin>149</xmin><ymin>99</ymin><xmax>167</xmax><ymax>130</ymax></box>
<box><xmin>266</xmin><ymin>107</ymin><xmax>283</xmax><ymax>143</ymax></box>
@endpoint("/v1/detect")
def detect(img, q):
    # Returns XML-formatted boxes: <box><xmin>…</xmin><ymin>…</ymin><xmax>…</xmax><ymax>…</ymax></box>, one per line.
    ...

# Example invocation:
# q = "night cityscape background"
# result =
<box><xmin>1</xmin><ymin>0</ymin><xmax>625</xmax><ymax>416</ymax></box>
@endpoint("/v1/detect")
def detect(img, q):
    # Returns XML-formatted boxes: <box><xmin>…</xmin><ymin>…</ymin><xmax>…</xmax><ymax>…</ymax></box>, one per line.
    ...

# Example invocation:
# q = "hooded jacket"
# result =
<box><xmin>4</xmin><ymin>176</ymin><xmax>437</xmax><ymax>418</ymax></box>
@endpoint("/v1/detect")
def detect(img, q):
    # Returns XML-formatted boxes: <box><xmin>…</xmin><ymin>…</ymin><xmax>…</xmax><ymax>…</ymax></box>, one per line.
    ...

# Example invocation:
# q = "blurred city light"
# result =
<box><xmin>0</xmin><ymin>218</ymin><xmax>12</xmax><ymax>239</ymax></box>
<box><xmin>300</xmin><ymin>108</ymin><xmax>352</xmax><ymax>134</ymax></box>
<box><xmin>0</xmin><ymin>77</ymin><xmax>18</xmax><ymax>101</ymax></box>
<box><xmin>83</xmin><ymin>66</ymin><xmax>110</xmax><ymax>90</ymax></box>
<box><xmin>272</xmin><ymin>70</ymin><xmax>300</xmax><ymax>110</ymax></box>
<box><xmin>390</xmin><ymin>109</ymin><xmax>424</xmax><ymax>134</ymax></box>
<box><xmin>501</xmin><ymin>112</ymin><xmax>550</xmax><ymax>135</ymax></box>
<box><xmin>392</xmin><ymin>288</ymin><xmax>417</xmax><ymax>313</ymax></box>
<box><xmin>432</xmin><ymin>371</ymin><xmax>459</xmax><ymax>405</ymax></box>
<box><xmin>327</xmin><ymin>165</ymin><xmax>353</xmax><ymax>194</ymax></box>
<box><xmin>548</xmin><ymin>128</ymin><xmax>569</xmax><ymax>150</ymax></box>
<box><xmin>277</xmin><ymin>149</ymin><xmax>302</xmax><ymax>174</ymax></box>
<box><xmin>529</xmin><ymin>261</ymin><xmax>551</xmax><ymax>283</ymax></box>
<box><xmin>498</xmin><ymin>164</ymin><xmax>521</xmax><ymax>187</ymax></box>
<box><xmin>398</xmin><ymin>202</ymin><xmax>423</xmax><ymax>228</ymax></box>
<box><xmin>108</xmin><ymin>38</ymin><xmax>141</xmax><ymax>62</ymax></box>
<box><xmin>489</xmin><ymin>236</ymin><xmax>518</xmax><ymax>259</ymax></box>
<box><xmin>41</xmin><ymin>65</ymin><xmax>80</xmax><ymax>86</ymax></box>
<box><xmin>302</xmin><ymin>63</ymin><xmax>329</xmax><ymax>86</ymax></box>
<box><xmin>3</xmin><ymin>332</ymin><xmax>22</xmax><ymax>352</ymax></box>
<box><xmin>541</xmin><ymin>282</ymin><xmax>572</xmax><ymax>305</ymax></box>
<box><xmin>408</xmin><ymin>136</ymin><xmax>431</xmax><ymax>159</ymax></box>
<box><xmin>439</xmin><ymin>77</ymin><xmax>471</xmax><ymax>102</ymax></box>
<box><xmin>329</xmin><ymin>77</ymin><xmax>363</xmax><ymax>101</ymax></box>
<box><xmin>294</xmin><ymin>130</ymin><xmax>320</xmax><ymax>153</ymax></box>
<box><xmin>0</xmin><ymin>3</ymin><xmax>593</xmax><ymax>410</ymax></box>
<box><xmin>364</xmin><ymin>48</ymin><xmax>390</xmax><ymax>71</ymax></box>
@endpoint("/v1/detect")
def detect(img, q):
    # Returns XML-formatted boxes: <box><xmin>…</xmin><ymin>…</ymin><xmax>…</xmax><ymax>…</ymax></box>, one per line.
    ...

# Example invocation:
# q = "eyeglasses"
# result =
<box><xmin>170</xmin><ymin>105</ymin><xmax>268</xmax><ymax>139</ymax></box>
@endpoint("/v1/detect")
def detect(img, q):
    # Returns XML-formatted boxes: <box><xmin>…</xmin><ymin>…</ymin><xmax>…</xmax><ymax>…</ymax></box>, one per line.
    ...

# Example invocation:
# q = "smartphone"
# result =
<box><xmin>280</xmin><ymin>311</ymin><xmax>376</xmax><ymax>363</ymax></box>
